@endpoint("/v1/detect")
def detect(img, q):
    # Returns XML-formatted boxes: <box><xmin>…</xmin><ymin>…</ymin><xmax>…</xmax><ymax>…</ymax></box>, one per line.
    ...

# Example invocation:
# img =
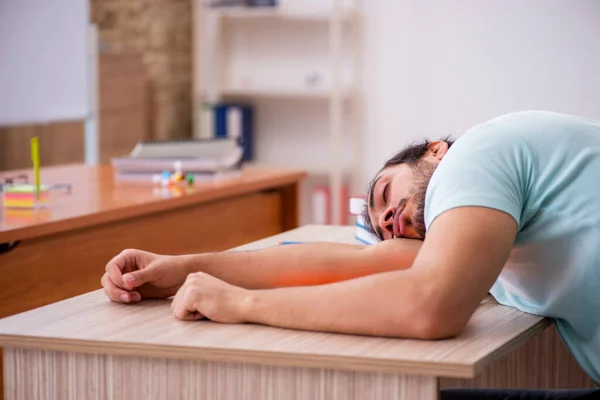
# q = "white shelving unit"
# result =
<box><xmin>220</xmin><ymin>87</ymin><xmax>356</xmax><ymax>100</ymax></box>
<box><xmin>207</xmin><ymin>6</ymin><xmax>357</xmax><ymax>22</ymax></box>
<box><xmin>192</xmin><ymin>0</ymin><xmax>363</xmax><ymax>225</ymax></box>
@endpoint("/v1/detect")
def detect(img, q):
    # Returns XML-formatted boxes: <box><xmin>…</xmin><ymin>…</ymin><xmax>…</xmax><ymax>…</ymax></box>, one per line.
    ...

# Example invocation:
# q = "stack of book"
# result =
<box><xmin>349</xmin><ymin>196</ymin><xmax>380</xmax><ymax>245</ymax></box>
<box><xmin>111</xmin><ymin>137</ymin><xmax>244</xmax><ymax>183</ymax></box>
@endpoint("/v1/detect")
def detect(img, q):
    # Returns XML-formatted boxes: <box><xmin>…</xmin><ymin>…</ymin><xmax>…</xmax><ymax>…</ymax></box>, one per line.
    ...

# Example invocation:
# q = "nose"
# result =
<box><xmin>378</xmin><ymin>205</ymin><xmax>395</xmax><ymax>238</ymax></box>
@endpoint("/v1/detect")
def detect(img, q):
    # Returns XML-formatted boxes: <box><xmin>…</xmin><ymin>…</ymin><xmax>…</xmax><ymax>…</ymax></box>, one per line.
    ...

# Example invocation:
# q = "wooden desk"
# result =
<box><xmin>0</xmin><ymin>163</ymin><xmax>304</xmax><ymax>400</ymax></box>
<box><xmin>0</xmin><ymin>164</ymin><xmax>304</xmax><ymax>319</ymax></box>
<box><xmin>0</xmin><ymin>226</ymin><xmax>595</xmax><ymax>399</ymax></box>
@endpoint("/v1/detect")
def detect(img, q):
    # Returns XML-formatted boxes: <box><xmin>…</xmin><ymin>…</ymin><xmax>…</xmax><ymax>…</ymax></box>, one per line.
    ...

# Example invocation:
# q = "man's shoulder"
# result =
<box><xmin>462</xmin><ymin>110</ymin><xmax>599</xmax><ymax>142</ymax></box>
<box><xmin>469</xmin><ymin>110</ymin><xmax>568</xmax><ymax>129</ymax></box>
<box><xmin>446</xmin><ymin>110</ymin><xmax>585</xmax><ymax>160</ymax></box>
<box><xmin>446</xmin><ymin>112</ymin><xmax>534</xmax><ymax>156</ymax></box>
<box><xmin>453</xmin><ymin>110</ymin><xmax>600</xmax><ymax>166</ymax></box>
<box><xmin>460</xmin><ymin>110</ymin><xmax>548</xmax><ymax>139</ymax></box>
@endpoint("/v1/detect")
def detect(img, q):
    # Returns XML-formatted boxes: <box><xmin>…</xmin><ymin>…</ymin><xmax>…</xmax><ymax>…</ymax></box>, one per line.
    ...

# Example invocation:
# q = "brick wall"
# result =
<box><xmin>90</xmin><ymin>0</ymin><xmax>193</xmax><ymax>140</ymax></box>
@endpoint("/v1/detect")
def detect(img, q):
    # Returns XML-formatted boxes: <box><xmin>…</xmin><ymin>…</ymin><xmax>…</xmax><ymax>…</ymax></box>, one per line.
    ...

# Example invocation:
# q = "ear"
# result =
<box><xmin>427</xmin><ymin>141</ymin><xmax>449</xmax><ymax>161</ymax></box>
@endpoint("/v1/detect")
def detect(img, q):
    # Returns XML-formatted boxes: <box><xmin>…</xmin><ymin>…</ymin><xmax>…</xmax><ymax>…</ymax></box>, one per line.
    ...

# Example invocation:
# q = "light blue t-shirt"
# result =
<box><xmin>425</xmin><ymin>110</ymin><xmax>600</xmax><ymax>384</ymax></box>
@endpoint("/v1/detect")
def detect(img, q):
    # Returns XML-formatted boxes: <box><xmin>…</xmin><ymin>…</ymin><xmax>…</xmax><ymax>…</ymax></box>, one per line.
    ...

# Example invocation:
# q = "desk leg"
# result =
<box><xmin>440</xmin><ymin>326</ymin><xmax>597</xmax><ymax>390</ymax></box>
<box><xmin>4</xmin><ymin>348</ymin><xmax>439</xmax><ymax>400</ymax></box>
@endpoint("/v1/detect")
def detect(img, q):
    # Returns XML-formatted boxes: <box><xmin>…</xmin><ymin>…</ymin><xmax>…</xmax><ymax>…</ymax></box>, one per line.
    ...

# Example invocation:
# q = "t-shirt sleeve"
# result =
<box><xmin>424</xmin><ymin>124</ymin><xmax>535</xmax><ymax>232</ymax></box>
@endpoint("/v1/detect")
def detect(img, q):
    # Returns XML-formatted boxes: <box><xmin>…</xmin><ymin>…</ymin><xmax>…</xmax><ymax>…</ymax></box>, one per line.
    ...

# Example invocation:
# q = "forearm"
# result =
<box><xmin>182</xmin><ymin>240</ymin><xmax>421</xmax><ymax>289</ymax></box>
<box><xmin>242</xmin><ymin>268</ymin><xmax>451</xmax><ymax>339</ymax></box>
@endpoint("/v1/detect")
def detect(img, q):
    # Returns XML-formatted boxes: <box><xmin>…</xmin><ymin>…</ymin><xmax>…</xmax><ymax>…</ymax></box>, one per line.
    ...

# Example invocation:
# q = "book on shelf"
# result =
<box><xmin>205</xmin><ymin>0</ymin><xmax>247</xmax><ymax>7</ymax></box>
<box><xmin>213</xmin><ymin>103</ymin><xmax>253</xmax><ymax>161</ymax></box>
<box><xmin>196</xmin><ymin>102</ymin><xmax>255</xmax><ymax>161</ymax></box>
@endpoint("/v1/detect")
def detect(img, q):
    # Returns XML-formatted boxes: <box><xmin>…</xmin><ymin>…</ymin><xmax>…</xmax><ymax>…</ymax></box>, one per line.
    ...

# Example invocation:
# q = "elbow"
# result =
<box><xmin>405</xmin><ymin>292</ymin><xmax>469</xmax><ymax>339</ymax></box>
<box><xmin>382</xmin><ymin>305</ymin><xmax>467</xmax><ymax>340</ymax></box>
<box><xmin>412</xmin><ymin>313</ymin><xmax>466</xmax><ymax>340</ymax></box>
<box><xmin>407</xmin><ymin>277</ymin><xmax>470</xmax><ymax>340</ymax></box>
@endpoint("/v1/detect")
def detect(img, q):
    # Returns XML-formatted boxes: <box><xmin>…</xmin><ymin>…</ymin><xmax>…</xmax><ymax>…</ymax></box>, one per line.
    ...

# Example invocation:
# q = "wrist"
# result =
<box><xmin>177</xmin><ymin>253</ymin><xmax>215</xmax><ymax>275</ymax></box>
<box><xmin>237</xmin><ymin>289</ymin><xmax>261</xmax><ymax>323</ymax></box>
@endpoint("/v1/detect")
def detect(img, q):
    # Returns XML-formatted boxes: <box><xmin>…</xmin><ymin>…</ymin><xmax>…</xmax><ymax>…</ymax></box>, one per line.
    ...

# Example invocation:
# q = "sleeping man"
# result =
<box><xmin>101</xmin><ymin>110</ymin><xmax>600</xmax><ymax>397</ymax></box>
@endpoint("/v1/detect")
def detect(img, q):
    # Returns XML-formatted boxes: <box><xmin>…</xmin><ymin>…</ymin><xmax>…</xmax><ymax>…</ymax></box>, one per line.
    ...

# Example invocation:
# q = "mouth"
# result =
<box><xmin>393</xmin><ymin>206</ymin><xmax>407</xmax><ymax>238</ymax></box>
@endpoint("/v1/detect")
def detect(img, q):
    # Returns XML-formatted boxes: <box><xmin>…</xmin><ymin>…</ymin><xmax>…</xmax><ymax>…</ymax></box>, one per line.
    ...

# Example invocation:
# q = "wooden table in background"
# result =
<box><xmin>0</xmin><ymin>163</ymin><xmax>304</xmax><ymax>400</ymax></box>
<box><xmin>0</xmin><ymin>226</ymin><xmax>596</xmax><ymax>400</ymax></box>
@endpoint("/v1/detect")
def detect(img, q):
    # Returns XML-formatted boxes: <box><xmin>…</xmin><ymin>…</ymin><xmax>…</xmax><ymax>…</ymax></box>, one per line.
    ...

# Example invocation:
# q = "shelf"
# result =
<box><xmin>220</xmin><ymin>87</ymin><xmax>355</xmax><ymax>100</ymax></box>
<box><xmin>207</xmin><ymin>7</ymin><xmax>356</xmax><ymax>22</ymax></box>
<box><xmin>244</xmin><ymin>161</ymin><xmax>328</xmax><ymax>175</ymax></box>
<box><xmin>195</xmin><ymin>1</ymin><xmax>363</xmax><ymax>225</ymax></box>
<box><xmin>244</xmin><ymin>161</ymin><xmax>350</xmax><ymax>178</ymax></box>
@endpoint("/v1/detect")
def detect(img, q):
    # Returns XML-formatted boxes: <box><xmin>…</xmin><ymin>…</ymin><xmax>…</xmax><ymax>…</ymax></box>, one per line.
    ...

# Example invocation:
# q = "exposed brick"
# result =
<box><xmin>91</xmin><ymin>0</ymin><xmax>193</xmax><ymax>140</ymax></box>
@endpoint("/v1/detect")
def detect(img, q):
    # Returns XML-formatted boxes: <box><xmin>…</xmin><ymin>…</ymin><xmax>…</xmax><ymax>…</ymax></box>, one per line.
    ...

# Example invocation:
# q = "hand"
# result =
<box><xmin>171</xmin><ymin>272</ymin><xmax>250</xmax><ymax>323</ymax></box>
<box><xmin>102</xmin><ymin>249</ymin><xmax>191</xmax><ymax>303</ymax></box>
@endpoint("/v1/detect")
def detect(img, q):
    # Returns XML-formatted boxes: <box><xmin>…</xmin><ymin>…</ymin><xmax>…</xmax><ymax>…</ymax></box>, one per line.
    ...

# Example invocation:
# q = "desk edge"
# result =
<box><xmin>0</xmin><ymin>171</ymin><xmax>306</xmax><ymax>243</ymax></box>
<box><xmin>0</xmin><ymin>334</ymin><xmax>478</xmax><ymax>379</ymax></box>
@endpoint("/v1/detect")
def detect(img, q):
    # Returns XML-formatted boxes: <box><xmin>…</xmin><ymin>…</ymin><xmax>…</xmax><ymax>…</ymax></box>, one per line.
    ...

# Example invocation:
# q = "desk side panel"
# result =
<box><xmin>441</xmin><ymin>327</ymin><xmax>598</xmax><ymax>390</ymax></box>
<box><xmin>279</xmin><ymin>182</ymin><xmax>300</xmax><ymax>231</ymax></box>
<box><xmin>3</xmin><ymin>348</ymin><xmax>439</xmax><ymax>400</ymax></box>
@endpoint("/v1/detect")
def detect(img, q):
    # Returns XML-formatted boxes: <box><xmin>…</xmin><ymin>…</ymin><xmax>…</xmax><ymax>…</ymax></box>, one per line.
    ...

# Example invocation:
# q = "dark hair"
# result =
<box><xmin>361</xmin><ymin>137</ymin><xmax>455</xmax><ymax>239</ymax></box>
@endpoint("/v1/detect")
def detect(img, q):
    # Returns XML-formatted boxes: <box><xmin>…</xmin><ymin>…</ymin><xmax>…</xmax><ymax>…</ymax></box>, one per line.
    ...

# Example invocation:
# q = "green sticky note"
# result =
<box><xmin>5</xmin><ymin>184</ymin><xmax>49</xmax><ymax>193</ymax></box>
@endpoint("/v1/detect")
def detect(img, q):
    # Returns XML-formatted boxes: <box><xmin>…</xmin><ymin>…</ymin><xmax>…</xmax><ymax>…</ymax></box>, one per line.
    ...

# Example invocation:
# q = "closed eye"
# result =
<box><xmin>383</xmin><ymin>183</ymin><xmax>390</xmax><ymax>205</ymax></box>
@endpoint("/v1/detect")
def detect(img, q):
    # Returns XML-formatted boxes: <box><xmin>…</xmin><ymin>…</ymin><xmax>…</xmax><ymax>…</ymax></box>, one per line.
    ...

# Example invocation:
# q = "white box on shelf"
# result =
<box><xmin>277</xmin><ymin>0</ymin><xmax>355</xmax><ymax>15</ymax></box>
<box><xmin>349</xmin><ymin>195</ymin><xmax>366</xmax><ymax>215</ymax></box>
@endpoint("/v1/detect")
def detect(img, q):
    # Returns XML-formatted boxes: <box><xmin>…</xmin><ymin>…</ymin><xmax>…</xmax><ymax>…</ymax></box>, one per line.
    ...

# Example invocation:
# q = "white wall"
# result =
<box><xmin>364</xmin><ymin>0</ymin><xmax>600</xmax><ymax>182</ymax></box>
<box><xmin>217</xmin><ymin>0</ymin><xmax>600</xmax><ymax>223</ymax></box>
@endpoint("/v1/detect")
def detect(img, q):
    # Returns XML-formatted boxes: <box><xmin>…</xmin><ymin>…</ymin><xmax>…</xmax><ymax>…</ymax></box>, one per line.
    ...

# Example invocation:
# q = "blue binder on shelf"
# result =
<box><xmin>213</xmin><ymin>103</ymin><xmax>254</xmax><ymax>161</ymax></box>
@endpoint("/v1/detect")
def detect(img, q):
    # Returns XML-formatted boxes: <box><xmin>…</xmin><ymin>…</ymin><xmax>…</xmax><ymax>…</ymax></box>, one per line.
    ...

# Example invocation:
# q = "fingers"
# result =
<box><xmin>101</xmin><ymin>273</ymin><xmax>142</xmax><ymax>303</ymax></box>
<box><xmin>105</xmin><ymin>250</ymin><xmax>137</xmax><ymax>290</ymax></box>
<box><xmin>172</xmin><ymin>272</ymin><xmax>247</xmax><ymax>324</ymax></box>
<box><xmin>179</xmin><ymin>311</ymin><xmax>204</xmax><ymax>321</ymax></box>
<box><xmin>171</xmin><ymin>285</ymin><xmax>191</xmax><ymax>320</ymax></box>
<box><xmin>101</xmin><ymin>272</ymin><xmax>126</xmax><ymax>301</ymax></box>
<box><xmin>105</xmin><ymin>256</ymin><xmax>126</xmax><ymax>290</ymax></box>
<box><xmin>122</xmin><ymin>267</ymin><xmax>155</xmax><ymax>289</ymax></box>
<box><xmin>171</xmin><ymin>276</ymin><xmax>205</xmax><ymax>321</ymax></box>
<box><xmin>105</xmin><ymin>249</ymin><xmax>153</xmax><ymax>291</ymax></box>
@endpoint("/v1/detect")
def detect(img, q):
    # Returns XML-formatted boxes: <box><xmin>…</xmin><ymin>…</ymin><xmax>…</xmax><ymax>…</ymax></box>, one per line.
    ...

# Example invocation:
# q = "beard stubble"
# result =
<box><xmin>410</xmin><ymin>160</ymin><xmax>438</xmax><ymax>239</ymax></box>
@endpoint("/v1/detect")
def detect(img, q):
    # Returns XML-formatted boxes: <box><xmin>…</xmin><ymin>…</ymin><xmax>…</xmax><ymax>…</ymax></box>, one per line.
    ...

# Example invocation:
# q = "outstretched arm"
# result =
<box><xmin>171</xmin><ymin>207</ymin><xmax>517</xmax><ymax>339</ymax></box>
<box><xmin>107</xmin><ymin>237</ymin><xmax>422</xmax><ymax>303</ymax></box>
<box><xmin>188</xmin><ymin>239</ymin><xmax>422</xmax><ymax>289</ymax></box>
